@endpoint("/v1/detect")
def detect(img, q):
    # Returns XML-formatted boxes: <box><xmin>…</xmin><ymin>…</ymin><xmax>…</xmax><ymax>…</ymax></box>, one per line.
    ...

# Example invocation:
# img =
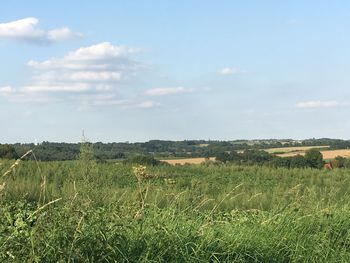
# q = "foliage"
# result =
<box><xmin>7</xmin><ymin>138</ymin><xmax>350</xmax><ymax>161</ymax></box>
<box><xmin>331</xmin><ymin>156</ymin><xmax>344</xmax><ymax>168</ymax></box>
<box><xmin>0</xmin><ymin>144</ymin><xmax>18</xmax><ymax>159</ymax></box>
<box><xmin>215</xmin><ymin>149</ymin><xmax>273</xmax><ymax>165</ymax></box>
<box><xmin>78</xmin><ymin>141</ymin><xmax>97</xmax><ymax>185</ymax></box>
<box><xmin>289</xmin><ymin>154</ymin><xmax>308</xmax><ymax>168</ymax></box>
<box><xmin>304</xmin><ymin>149</ymin><xmax>324</xmax><ymax>169</ymax></box>
<box><xmin>215</xmin><ymin>149</ymin><xmax>326</xmax><ymax>169</ymax></box>
<box><xmin>1</xmin><ymin>157</ymin><xmax>350</xmax><ymax>261</ymax></box>
<box><xmin>124</xmin><ymin>154</ymin><xmax>164</xmax><ymax>166</ymax></box>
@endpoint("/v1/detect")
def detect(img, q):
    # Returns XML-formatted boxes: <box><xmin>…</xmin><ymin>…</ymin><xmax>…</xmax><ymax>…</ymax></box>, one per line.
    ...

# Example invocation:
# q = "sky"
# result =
<box><xmin>1</xmin><ymin>1</ymin><xmax>350</xmax><ymax>143</ymax></box>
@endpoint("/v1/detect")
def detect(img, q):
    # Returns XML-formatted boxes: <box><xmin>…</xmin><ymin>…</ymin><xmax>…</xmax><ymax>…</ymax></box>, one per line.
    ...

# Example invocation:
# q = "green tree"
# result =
<box><xmin>242</xmin><ymin>149</ymin><xmax>273</xmax><ymax>164</ymax></box>
<box><xmin>215</xmin><ymin>152</ymin><xmax>230</xmax><ymax>163</ymax></box>
<box><xmin>331</xmin><ymin>156</ymin><xmax>346</xmax><ymax>168</ymax></box>
<box><xmin>304</xmin><ymin>149</ymin><xmax>324</xmax><ymax>169</ymax></box>
<box><xmin>270</xmin><ymin>157</ymin><xmax>291</xmax><ymax>168</ymax></box>
<box><xmin>0</xmin><ymin>144</ymin><xmax>19</xmax><ymax>159</ymax></box>
<box><xmin>289</xmin><ymin>155</ymin><xmax>308</xmax><ymax>168</ymax></box>
<box><xmin>125</xmin><ymin>155</ymin><xmax>162</xmax><ymax>166</ymax></box>
<box><xmin>343</xmin><ymin>159</ymin><xmax>350</xmax><ymax>169</ymax></box>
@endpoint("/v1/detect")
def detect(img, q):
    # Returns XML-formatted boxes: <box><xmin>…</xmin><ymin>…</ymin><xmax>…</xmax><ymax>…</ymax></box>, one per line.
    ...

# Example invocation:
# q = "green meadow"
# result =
<box><xmin>1</xmin><ymin>150</ymin><xmax>350</xmax><ymax>262</ymax></box>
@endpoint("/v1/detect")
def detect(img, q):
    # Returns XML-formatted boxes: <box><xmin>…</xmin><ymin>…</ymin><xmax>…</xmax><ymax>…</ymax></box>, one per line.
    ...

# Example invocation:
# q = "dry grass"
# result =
<box><xmin>161</xmin><ymin>157</ymin><xmax>215</xmax><ymax>165</ymax></box>
<box><xmin>277</xmin><ymin>149</ymin><xmax>350</xmax><ymax>159</ymax></box>
<box><xmin>265</xmin><ymin>145</ymin><xmax>329</xmax><ymax>154</ymax></box>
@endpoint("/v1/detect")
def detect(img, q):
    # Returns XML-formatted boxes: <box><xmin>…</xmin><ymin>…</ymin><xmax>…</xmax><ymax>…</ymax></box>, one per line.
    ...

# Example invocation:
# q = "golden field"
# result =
<box><xmin>162</xmin><ymin>146</ymin><xmax>350</xmax><ymax>164</ymax></box>
<box><xmin>161</xmin><ymin>157</ymin><xmax>216</xmax><ymax>165</ymax></box>
<box><xmin>276</xmin><ymin>149</ymin><xmax>350</xmax><ymax>159</ymax></box>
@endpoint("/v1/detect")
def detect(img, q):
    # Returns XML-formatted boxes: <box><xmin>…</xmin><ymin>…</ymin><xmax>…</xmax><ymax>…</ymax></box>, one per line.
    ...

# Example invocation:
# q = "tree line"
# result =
<box><xmin>215</xmin><ymin>148</ymin><xmax>350</xmax><ymax>169</ymax></box>
<box><xmin>1</xmin><ymin>138</ymin><xmax>350</xmax><ymax>163</ymax></box>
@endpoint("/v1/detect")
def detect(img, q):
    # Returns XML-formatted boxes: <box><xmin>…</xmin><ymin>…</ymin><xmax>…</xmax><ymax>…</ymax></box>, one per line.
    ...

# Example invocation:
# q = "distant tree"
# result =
<box><xmin>289</xmin><ymin>155</ymin><xmax>308</xmax><ymax>168</ymax></box>
<box><xmin>343</xmin><ymin>159</ymin><xmax>350</xmax><ymax>169</ymax></box>
<box><xmin>229</xmin><ymin>151</ymin><xmax>242</xmax><ymax>162</ymax></box>
<box><xmin>242</xmin><ymin>149</ymin><xmax>273</xmax><ymax>164</ymax></box>
<box><xmin>304</xmin><ymin>149</ymin><xmax>324</xmax><ymax>169</ymax></box>
<box><xmin>330</xmin><ymin>156</ymin><xmax>346</xmax><ymax>168</ymax></box>
<box><xmin>270</xmin><ymin>157</ymin><xmax>290</xmax><ymax>168</ymax></box>
<box><xmin>215</xmin><ymin>152</ymin><xmax>230</xmax><ymax>163</ymax></box>
<box><xmin>125</xmin><ymin>155</ymin><xmax>163</xmax><ymax>166</ymax></box>
<box><xmin>0</xmin><ymin>144</ymin><xmax>19</xmax><ymax>159</ymax></box>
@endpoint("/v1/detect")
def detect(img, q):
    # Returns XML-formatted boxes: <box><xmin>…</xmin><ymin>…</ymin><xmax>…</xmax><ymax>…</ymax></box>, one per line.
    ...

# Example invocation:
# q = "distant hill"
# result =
<box><xmin>1</xmin><ymin>138</ymin><xmax>350</xmax><ymax>161</ymax></box>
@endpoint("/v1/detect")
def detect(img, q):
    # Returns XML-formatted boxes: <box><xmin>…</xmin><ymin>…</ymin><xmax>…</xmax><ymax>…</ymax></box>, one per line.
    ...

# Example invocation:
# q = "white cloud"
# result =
<box><xmin>0</xmin><ymin>17</ymin><xmax>81</xmax><ymax>44</ymax></box>
<box><xmin>0</xmin><ymin>42</ymin><xmax>153</xmax><ymax>109</ymax></box>
<box><xmin>0</xmin><ymin>42</ymin><xmax>166</xmax><ymax>110</ymax></box>
<box><xmin>23</xmin><ymin>42</ymin><xmax>142</xmax><ymax>94</ymax></box>
<box><xmin>296</xmin><ymin>100</ymin><xmax>340</xmax><ymax>109</ymax></box>
<box><xmin>135</xmin><ymin>100</ymin><xmax>159</xmax><ymax>109</ymax></box>
<box><xmin>68</xmin><ymin>71</ymin><xmax>122</xmax><ymax>82</ymax></box>
<box><xmin>145</xmin><ymin>87</ymin><xmax>190</xmax><ymax>96</ymax></box>
<box><xmin>80</xmin><ymin>94</ymin><xmax>127</xmax><ymax>107</ymax></box>
<box><xmin>79</xmin><ymin>94</ymin><xmax>158</xmax><ymax>109</ymax></box>
<box><xmin>64</xmin><ymin>42</ymin><xmax>139</xmax><ymax>61</ymax></box>
<box><xmin>22</xmin><ymin>83</ymin><xmax>91</xmax><ymax>93</ymax></box>
<box><xmin>0</xmin><ymin>86</ymin><xmax>15</xmax><ymax>95</ymax></box>
<box><xmin>218</xmin><ymin>67</ymin><xmax>245</xmax><ymax>75</ymax></box>
<box><xmin>47</xmin><ymin>27</ymin><xmax>82</xmax><ymax>42</ymax></box>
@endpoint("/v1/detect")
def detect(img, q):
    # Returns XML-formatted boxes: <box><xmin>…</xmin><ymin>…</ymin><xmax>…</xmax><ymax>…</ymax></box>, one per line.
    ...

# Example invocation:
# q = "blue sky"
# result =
<box><xmin>1</xmin><ymin>1</ymin><xmax>350</xmax><ymax>143</ymax></box>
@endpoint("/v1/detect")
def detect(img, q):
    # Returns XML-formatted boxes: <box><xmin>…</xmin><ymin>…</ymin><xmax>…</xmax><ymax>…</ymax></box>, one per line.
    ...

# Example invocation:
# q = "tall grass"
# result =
<box><xmin>1</xmin><ymin>159</ymin><xmax>350</xmax><ymax>261</ymax></box>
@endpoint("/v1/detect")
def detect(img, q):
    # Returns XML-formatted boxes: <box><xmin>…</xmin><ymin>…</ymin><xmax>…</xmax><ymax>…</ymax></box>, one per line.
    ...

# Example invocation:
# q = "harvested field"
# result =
<box><xmin>265</xmin><ymin>145</ymin><xmax>329</xmax><ymax>154</ymax></box>
<box><xmin>277</xmin><ymin>149</ymin><xmax>350</xmax><ymax>159</ymax></box>
<box><xmin>161</xmin><ymin>157</ymin><xmax>215</xmax><ymax>165</ymax></box>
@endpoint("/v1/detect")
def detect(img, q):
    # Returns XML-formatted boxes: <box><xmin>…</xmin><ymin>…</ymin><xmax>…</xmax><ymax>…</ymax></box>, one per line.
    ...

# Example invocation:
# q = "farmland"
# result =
<box><xmin>162</xmin><ymin>144</ymin><xmax>350</xmax><ymax>167</ymax></box>
<box><xmin>1</xmin><ymin>146</ymin><xmax>350</xmax><ymax>262</ymax></box>
<box><xmin>161</xmin><ymin>157</ymin><xmax>215</xmax><ymax>165</ymax></box>
<box><xmin>273</xmin><ymin>148</ymin><xmax>350</xmax><ymax>159</ymax></box>
<box><xmin>264</xmin><ymin>145</ymin><xmax>330</xmax><ymax>154</ymax></box>
<box><xmin>3</xmin><ymin>1</ymin><xmax>350</xmax><ymax>262</ymax></box>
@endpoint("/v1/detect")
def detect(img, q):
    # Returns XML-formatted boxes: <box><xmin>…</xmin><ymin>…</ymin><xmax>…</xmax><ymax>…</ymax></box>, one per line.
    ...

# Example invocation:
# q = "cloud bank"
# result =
<box><xmin>23</xmin><ymin>42</ymin><xmax>141</xmax><ymax>94</ymax></box>
<box><xmin>1</xmin><ymin>42</ymin><xmax>158</xmax><ymax>108</ymax></box>
<box><xmin>0</xmin><ymin>40</ymin><xmax>193</xmax><ymax>109</ymax></box>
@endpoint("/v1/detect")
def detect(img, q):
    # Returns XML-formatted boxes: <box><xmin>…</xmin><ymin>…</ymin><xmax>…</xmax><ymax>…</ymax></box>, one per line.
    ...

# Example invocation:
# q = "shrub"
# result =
<box><xmin>125</xmin><ymin>155</ymin><xmax>163</xmax><ymax>166</ymax></box>
<box><xmin>304</xmin><ymin>149</ymin><xmax>324</xmax><ymax>169</ymax></box>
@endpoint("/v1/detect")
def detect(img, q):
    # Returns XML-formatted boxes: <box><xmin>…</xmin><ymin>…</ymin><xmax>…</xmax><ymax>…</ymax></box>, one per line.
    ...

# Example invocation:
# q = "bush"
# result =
<box><xmin>289</xmin><ymin>155</ymin><xmax>308</xmax><ymax>168</ymax></box>
<box><xmin>304</xmin><ymin>149</ymin><xmax>324</xmax><ymax>169</ymax></box>
<box><xmin>331</xmin><ymin>156</ymin><xmax>346</xmax><ymax>168</ymax></box>
<box><xmin>125</xmin><ymin>155</ymin><xmax>164</xmax><ymax>166</ymax></box>
<box><xmin>0</xmin><ymin>144</ymin><xmax>19</xmax><ymax>159</ymax></box>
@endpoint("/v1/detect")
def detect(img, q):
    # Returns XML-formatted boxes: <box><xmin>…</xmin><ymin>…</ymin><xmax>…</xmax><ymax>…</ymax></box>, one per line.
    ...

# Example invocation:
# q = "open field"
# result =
<box><xmin>264</xmin><ymin>145</ymin><xmax>329</xmax><ymax>154</ymax></box>
<box><xmin>277</xmin><ymin>149</ymin><xmax>350</xmax><ymax>159</ymax></box>
<box><xmin>265</xmin><ymin>145</ymin><xmax>350</xmax><ymax>160</ymax></box>
<box><xmin>1</xmin><ymin>155</ymin><xmax>350</xmax><ymax>261</ymax></box>
<box><xmin>161</xmin><ymin>157</ymin><xmax>215</xmax><ymax>165</ymax></box>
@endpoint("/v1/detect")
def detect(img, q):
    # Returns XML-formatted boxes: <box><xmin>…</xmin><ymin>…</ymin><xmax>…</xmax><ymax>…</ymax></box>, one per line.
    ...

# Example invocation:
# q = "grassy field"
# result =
<box><xmin>1</xmin><ymin>150</ymin><xmax>350</xmax><ymax>262</ymax></box>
